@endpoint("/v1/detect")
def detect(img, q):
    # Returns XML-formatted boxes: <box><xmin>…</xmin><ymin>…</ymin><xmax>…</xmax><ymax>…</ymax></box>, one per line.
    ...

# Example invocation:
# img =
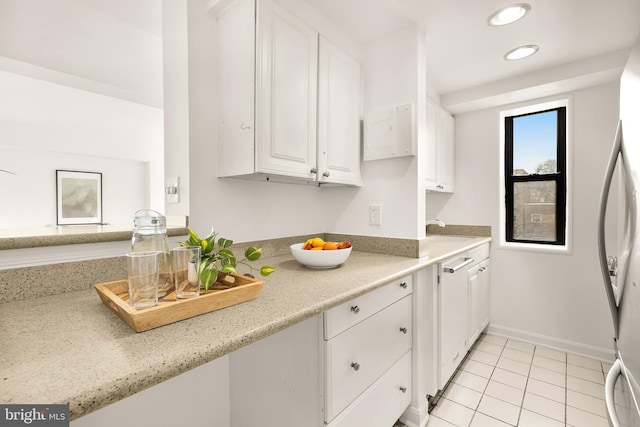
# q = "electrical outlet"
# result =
<box><xmin>369</xmin><ymin>204</ymin><xmax>382</xmax><ymax>226</ymax></box>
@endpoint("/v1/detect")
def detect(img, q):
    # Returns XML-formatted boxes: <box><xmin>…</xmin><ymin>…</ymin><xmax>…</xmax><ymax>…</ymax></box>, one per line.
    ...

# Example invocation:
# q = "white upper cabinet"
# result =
<box><xmin>256</xmin><ymin>0</ymin><xmax>318</xmax><ymax>178</ymax></box>
<box><xmin>215</xmin><ymin>0</ymin><xmax>362</xmax><ymax>186</ymax></box>
<box><xmin>425</xmin><ymin>97</ymin><xmax>455</xmax><ymax>193</ymax></box>
<box><xmin>216</xmin><ymin>0</ymin><xmax>256</xmax><ymax>178</ymax></box>
<box><xmin>317</xmin><ymin>36</ymin><xmax>362</xmax><ymax>186</ymax></box>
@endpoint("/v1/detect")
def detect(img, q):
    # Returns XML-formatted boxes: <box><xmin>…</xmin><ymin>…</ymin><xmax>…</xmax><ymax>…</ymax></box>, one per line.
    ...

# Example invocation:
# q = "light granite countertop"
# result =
<box><xmin>0</xmin><ymin>236</ymin><xmax>490</xmax><ymax>420</ymax></box>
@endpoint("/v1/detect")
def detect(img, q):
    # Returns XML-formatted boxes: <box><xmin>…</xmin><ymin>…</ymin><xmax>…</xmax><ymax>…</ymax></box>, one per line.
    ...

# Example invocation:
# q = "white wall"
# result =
<box><xmin>429</xmin><ymin>82</ymin><xmax>621</xmax><ymax>357</ymax></box>
<box><xmin>319</xmin><ymin>24</ymin><xmax>426</xmax><ymax>239</ymax></box>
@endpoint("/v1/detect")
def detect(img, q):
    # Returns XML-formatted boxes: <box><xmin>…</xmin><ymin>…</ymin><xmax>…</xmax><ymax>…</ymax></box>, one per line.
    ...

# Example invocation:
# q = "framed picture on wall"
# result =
<box><xmin>56</xmin><ymin>170</ymin><xmax>103</xmax><ymax>225</ymax></box>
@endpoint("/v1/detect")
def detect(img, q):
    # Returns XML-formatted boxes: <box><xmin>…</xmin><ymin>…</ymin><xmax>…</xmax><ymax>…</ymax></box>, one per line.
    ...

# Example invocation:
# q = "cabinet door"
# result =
<box><xmin>317</xmin><ymin>36</ymin><xmax>362</xmax><ymax>186</ymax></box>
<box><xmin>439</xmin><ymin>109</ymin><xmax>455</xmax><ymax>192</ymax></box>
<box><xmin>467</xmin><ymin>264</ymin><xmax>482</xmax><ymax>348</ymax></box>
<box><xmin>256</xmin><ymin>0</ymin><xmax>318</xmax><ymax>178</ymax></box>
<box><xmin>424</xmin><ymin>98</ymin><xmax>439</xmax><ymax>189</ymax></box>
<box><xmin>216</xmin><ymin>0</ymin><xmax>256</xmax><ymax>177</ymax></box>
<box><xmin>478</xmin><ymin>259</ymin><xmax>491</xmax><ymax>332</ymax></box>
<box><xmin>425</xmin><ymin>99</ymin><xmax>455</xmax><ymax>193</ymax></box>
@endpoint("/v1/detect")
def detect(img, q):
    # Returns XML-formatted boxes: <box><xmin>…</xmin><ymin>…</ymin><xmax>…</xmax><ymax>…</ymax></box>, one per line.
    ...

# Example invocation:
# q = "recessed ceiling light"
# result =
<box><xmin>488</xmin><ymin>3</ymin><xmax>531</xmax><ymax>26</ymax></box>
<box><xmin>504</xmin><ymin>45</ymin><xmax>539</xmax><ymax>60</ymax></box>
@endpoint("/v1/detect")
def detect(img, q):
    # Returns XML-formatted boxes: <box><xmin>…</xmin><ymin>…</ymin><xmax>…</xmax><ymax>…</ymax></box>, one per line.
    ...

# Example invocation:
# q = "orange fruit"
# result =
<box><xmin>311</xmin><ymin>246</ymin><xmax>323</xmax><ymax>251</ymax></box>
<box><xmin>323</xmin><ymin>241</ymin><xmax>338</xmax><ymax>250</ymax></box>
<box><xmin>311</xmin><ymin>237</ymin><xmax>324</xmax><ymax>248</ymax></box>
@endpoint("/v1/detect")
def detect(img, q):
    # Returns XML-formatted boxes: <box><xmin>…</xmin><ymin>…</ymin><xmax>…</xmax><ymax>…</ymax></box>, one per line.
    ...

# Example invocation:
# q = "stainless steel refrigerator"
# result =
<box><xmin>598</xmin><ymin>33</ymin><xmax>640</xmax><ymax>427</ymax></box>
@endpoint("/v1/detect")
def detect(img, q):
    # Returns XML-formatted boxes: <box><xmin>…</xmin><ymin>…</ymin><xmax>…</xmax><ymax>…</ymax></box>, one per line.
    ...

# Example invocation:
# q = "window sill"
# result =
<box><xmin>497</xmin><ymin>240</ymin><xmax>572</xmax><ymax>255</ymax></box>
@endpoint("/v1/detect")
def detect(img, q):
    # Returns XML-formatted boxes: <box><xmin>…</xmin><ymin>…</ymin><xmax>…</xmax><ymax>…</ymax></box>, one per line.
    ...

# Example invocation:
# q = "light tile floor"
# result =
<box><xmin>425</xmin><ymin>334</ymin><xmax>612</xmax><ymax>427</ymax></box>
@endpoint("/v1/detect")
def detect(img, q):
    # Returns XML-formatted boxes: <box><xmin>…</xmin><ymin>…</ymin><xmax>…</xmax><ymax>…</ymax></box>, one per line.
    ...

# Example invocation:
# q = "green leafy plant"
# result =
<box><xmin>179</xmin><ymin>228</ymin><xmax>275</xmax><ymax>293</ymax></box>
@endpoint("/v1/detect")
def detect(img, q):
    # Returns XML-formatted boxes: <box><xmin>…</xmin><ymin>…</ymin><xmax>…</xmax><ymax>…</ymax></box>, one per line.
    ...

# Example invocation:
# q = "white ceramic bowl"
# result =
<box><xmin>290</xmin><ymin>243</ymin><xmax>352</xmax><ymax>269</ymax></box>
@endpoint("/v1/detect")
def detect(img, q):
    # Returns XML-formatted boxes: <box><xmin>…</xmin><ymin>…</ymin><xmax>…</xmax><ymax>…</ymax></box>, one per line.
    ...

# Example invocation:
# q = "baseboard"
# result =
<box><xmin>399</xmin><ymin>403</ymin><xmax>428</xmax><ymax>427</ymax></box>
<box><xmin>486</xmin><ymin>323</ymin><xmax>615</xmax><ymax>362</ymax></box>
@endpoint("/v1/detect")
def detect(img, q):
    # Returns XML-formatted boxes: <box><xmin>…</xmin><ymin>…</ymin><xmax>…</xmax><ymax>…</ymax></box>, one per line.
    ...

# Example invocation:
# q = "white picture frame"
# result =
<box><xmin>56</xmin><ymin>170</ymin><xmax>103</xmax><ymax>225</ymax></box>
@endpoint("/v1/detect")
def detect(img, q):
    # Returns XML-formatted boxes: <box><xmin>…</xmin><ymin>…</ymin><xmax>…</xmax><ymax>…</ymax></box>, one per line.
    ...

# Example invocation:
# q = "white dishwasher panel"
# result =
<box><xmin>439</xmin><ymin>256</ymin><xmax>471</xmax><ymax>389</ymax></box>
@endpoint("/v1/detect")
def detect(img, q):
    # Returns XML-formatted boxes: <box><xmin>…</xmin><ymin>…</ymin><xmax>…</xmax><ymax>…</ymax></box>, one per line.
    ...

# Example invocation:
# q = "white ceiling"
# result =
<box><xmin>3</xmin><ymin>0</ymin><xmax>638</xmax><ymax>112</ymax></box>
<box><xmin>306</xmin><ymin>0</ymin><xmax>640</xmax><ymax>102</ymax></box>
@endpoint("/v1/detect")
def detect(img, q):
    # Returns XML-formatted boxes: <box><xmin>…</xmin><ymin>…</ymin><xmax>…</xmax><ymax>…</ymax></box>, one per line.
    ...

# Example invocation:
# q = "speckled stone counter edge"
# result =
<box><xmin>0</xmin><ymin>225</ymin><xmax>491</xmax><ymax>304</ymax></box>
<box><xmin>0</xmin><ymin>227</ymin><xmax>189</xmax><ymax>250</ymax></box>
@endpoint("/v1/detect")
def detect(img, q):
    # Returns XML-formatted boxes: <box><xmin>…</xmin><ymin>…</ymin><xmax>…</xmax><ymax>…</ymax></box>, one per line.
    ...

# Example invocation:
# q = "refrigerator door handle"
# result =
<box><xmin>597</xmin><ymin>120</ymin><xmax>623</xmax><ymax>338</ymax></box>
<box><xmin>605</xmin><ymin>358</ymin><xmax>622</xmax><ymax>427</ymax></box>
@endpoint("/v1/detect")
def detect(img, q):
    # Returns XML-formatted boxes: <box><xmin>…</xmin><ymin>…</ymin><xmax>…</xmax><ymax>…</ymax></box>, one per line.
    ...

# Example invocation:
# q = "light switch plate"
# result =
<box><xmin>165</xmin><ymin>177</ymin><xmax>179</xmax><ymax>204</ymax></box>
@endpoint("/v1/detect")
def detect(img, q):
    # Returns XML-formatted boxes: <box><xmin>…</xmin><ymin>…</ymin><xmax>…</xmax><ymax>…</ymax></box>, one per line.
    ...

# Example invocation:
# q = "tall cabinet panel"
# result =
<box><xmin>256</xmin><ymin>0</ymin><xmax>318</xmax><ymax>177</ymax></box>
<box><xmin>216</xmin><ymin>0</ymin><xmax>255</xmax><ymax>177</ymax></box>
<box><xmin>425</xmin><ymin>97</ymin><xmax>455</xmax><ymax>193</ymax></box>
<box><xmin>317</xmin><ymin>36</ymin><xmax>362</xmax><ymax>186</ymax></box>
<box><xmin>439</xmin><ymin>109</ymin><xmax>455</xmax><ymax>191</ymax></box>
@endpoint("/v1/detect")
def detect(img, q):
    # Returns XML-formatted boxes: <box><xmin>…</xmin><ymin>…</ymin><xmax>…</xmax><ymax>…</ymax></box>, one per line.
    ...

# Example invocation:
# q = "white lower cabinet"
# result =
<box><xmin>468</xmin><ymin>258</ymin><xmax>490</xmax><ymax>348</ymax></box>
<box><xmin>327</xmin><ymin>351</ymin><xmax>411</xmax><ymax>427</ymax></box>
<box><xmin>435</xmin><ymin>244</ymin><xmax>491</xmax><ymax>390</ymax></box>
<box><xmin>71</xmin><ymin>356</ymin><xmax>231</xmax><ymax>427</ymax></box>
<box><xmin>324</xmin><ymin>276</ymin><xmax>413</xmax><ymax>426</ymax></box>
<box><xmin>72</xmin><ymin>275</ymin><xmax>418</xmax><ymax>427</ymax></box>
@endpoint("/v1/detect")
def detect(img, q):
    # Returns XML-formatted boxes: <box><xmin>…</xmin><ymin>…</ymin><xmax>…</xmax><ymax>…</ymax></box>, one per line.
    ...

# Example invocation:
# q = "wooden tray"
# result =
<box><xmin>95</xmin><ymin>274</ymin><xmax>264</xmax><ymax>332</ymax></box>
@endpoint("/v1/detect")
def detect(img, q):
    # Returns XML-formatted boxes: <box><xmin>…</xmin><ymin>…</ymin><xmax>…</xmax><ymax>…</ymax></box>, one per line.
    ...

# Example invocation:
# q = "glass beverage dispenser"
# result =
<box><xmin>131</xmin><ymin>210</ymin><xmax>172</xmax><ymax>297</ymax></box>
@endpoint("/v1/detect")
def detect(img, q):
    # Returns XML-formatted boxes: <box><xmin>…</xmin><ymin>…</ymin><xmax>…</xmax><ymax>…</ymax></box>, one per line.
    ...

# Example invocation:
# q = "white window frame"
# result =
<box><xmin>499</xmin><ymin>98</ymin><xmax>573</xmax><ymax>254</ymax></box>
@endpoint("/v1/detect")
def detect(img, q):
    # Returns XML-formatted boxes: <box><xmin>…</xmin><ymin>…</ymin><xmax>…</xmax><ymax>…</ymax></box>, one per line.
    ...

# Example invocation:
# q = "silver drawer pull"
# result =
<box><xmin>399</xmin><ymin>281</ymin><xmax>407</xmax><ymax>289</ymax></box>
<box><xmin>400</xmin><ymin>327</ymin><xmax>408</xmax><ymax>334</ymax></box>
<box><xmin>351</xmin><ymin>362</ymin><xmax>360</xmax><ymax>371</ymax></box>
<box><xmin>350</xmin><ymin>305</ymin><xmax>360</xmax><ymax>314</ymax></box>
<box><xmin>399</xmin><ymin>386</ymin><xmax>407</xmax><ymax>393</ymax></box>
<box><xmin>452</xmin><ymin>352</ymin><xmax>460</xmax><ymax>361</ymax></box>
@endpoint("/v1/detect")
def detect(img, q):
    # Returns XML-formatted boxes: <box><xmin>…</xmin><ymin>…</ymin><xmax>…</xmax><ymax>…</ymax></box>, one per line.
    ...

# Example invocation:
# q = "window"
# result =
<box><xmin>501</xmin><ymin>100</ymin><xmax>569</xmax><ymax>249</ymax></box>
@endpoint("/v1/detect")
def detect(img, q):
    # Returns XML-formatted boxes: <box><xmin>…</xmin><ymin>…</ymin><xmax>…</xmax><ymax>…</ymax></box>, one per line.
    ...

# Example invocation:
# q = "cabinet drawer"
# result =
<box><xmin>324</xmin><ymin>275</ymin><xmax>412</xmax><ymax>340</ymax></box>
<box><xmin>325</xmin><ymin>295</ymin><xmax>412</xmax><ymax>420</ymax></box>
<box><xmin>327</xmin><ymin>351</ymin><xmax>411</xmax><ymax>427</ymax></box>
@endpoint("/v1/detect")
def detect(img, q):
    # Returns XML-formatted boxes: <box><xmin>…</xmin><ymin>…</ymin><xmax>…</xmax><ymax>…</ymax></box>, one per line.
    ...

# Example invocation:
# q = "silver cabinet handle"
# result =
<box><xmin>350</xmin><ymin>305</ymin><xmax>360</xmax><ymax>314</ymax></box>
<box><xmin>400</xmin><ymin>327</ymin><xmax>408</xmax><ymax>334</ymax></box>
<box><xmin>310</xmin><ymin>167</ymin><xmax>318</xmax><ymax>174</ymax></box>
<box><xmin>443</xmin><ymin>257</ymin><xmax>475</xmax><ymax>273</ymax></box>
<box><xmin>351</xmin><ymin>362</ymin><xmax>360</xmax><ymax>371</ymax></box>
<box><xmin>400</xmin><ymin>281</ymin><xmax>407</xmax><ymax>289</ymax></box>
<box><xmin>322</xmin><ymin>171</ymin><xmax>330</xmax><ymax>177</ymax></box>
<box><xmin>240</xmin><ymin>122</ymin><xmax>251</xmax><ymax>130</ymax></box>
<box><xmin>399</xmin><ymin>386</ymin><xmax>407</xmax><ymax>393</ymax></box>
